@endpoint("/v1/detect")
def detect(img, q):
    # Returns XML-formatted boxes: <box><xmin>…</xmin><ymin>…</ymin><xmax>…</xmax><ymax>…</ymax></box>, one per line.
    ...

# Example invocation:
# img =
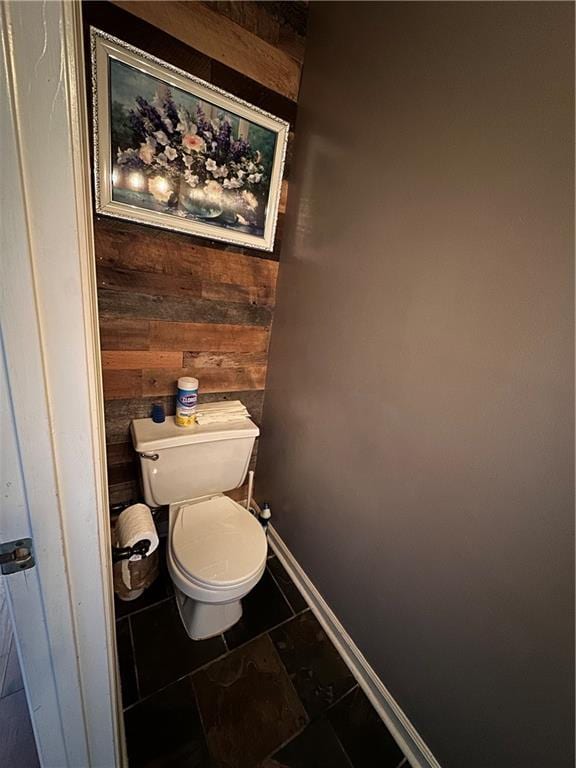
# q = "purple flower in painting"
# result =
<box><xmin>115</xmin><ymin>87</ymin><xmax>269</xmax><ymax>228</ymax></box>
<box><xmin>134</xmin><ymin>96</ymin><xmax>165</xmax><ymax>133</ymax></box>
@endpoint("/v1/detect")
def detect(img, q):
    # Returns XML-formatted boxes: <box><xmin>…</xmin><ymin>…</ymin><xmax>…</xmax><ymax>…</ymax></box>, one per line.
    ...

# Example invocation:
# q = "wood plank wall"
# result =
<box><xmin>82</xmin><ymin>1</ymin><xmax>308</xmax><ymax>505</ymax></box>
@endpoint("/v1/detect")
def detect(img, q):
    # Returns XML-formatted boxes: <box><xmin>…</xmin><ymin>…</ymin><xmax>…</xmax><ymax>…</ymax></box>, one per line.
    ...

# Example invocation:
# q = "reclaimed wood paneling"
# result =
<box><xmin>106</xmin><ymin>441</ymin><xmax>135</xmax><ymax>465</ymax></box>
<box><xmin>102</xmin><ymin>351</ymin><xmax>183</xmax><ymax>370</ymax></box>
<box><xmin>97</xmin><ymin>266</ymin><xmax>203</xmax><ymax>299</ymax></box>
<box><xmin>208</xmin><ymin>2</ymin><xmax>281</xmax><ymax>46</ymax></box>
<box><xmin>278</xmin><ymin>179</ymin><xmax>289</xmax><ymax>215</ymax></box>
<box><xmin>102</xmin><ymin>370</ymin><xmax>143</xmax><ymax>400</ymax></box>
<box><xmin>260</xmin><ymin>1</ymin><xmax>309</xmax><ymax>38</ymax></box>
<box><xmin>201</xmin><ymin>280</ymin><xmax>275</xmax><ymax>307</ymax></box>
<box><xmin>98</xmin><ymin>288</ymin><xmax>272</xmax><ymax>326</ymax></box>
<box><xmin>108</xmin><ymin>462</ymin><xmax>138</xmax><ymax>487</ymax></box>
<box><xmin>103</xmin><ymin>366</ymin><xmax>267</xmax><ymax>400</ymax></box>
<box><xmin>182</xmin><ymin>351</ymin><xmax>268</xmax><ymax>368</ymax></box>
<box><xmin>99</xmin><ymin>319</ymin><xmax>270</xmax><ymax>353</ymax></box>
<box><xmin>143</xmin><ymin>366</ymin><xmax>267</xmax><ymax>398</ymax></box>
<box><xmin>83</xmin><ymin>0</ymin><xmax>307</xmax><ymax>505</ymax></box>
<box><xmin>99</xmin><ymin>318</ymin><xmax>150</xmax><ymax>351</ymax></box>
<box><xmin>94</xmin><ymin>218</ymin><xmax>280</xmax><ymax>283</ymax></box>
<box><xmin>112</xmin><ymin>0</ymin><xmax>302</xmax><ymax>100</ymax></box>
<box><xmin>206</xmin><ymin>2</ymin><xmax>307</xmax><ymax>64</ymax></box>
<box><xmin>108</xmin><ymin>481</ymin><xmax>140</xmax><ymax>507</ymax></box>
<box><xmin>284</xmin><ymin>133</ymin><xmax>295</xmax><ymax>181</ymax></box>
<box><xmin>148</xmin><ymin>321</ymin><xmax>269</xmax><ymax>352</ymax></box>
<box><xmin>200</xmin><ymin>251</ymin><xmax>279</xmax><ymax>287</ymax></box>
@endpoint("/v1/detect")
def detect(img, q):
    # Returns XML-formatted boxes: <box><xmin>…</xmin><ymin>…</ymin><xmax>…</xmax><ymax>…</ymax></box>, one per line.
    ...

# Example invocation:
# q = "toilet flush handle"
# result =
<box><xmin>141</xmin><ymin>452</ymin><xmax>159</xmax><ymax>461</ymax></box>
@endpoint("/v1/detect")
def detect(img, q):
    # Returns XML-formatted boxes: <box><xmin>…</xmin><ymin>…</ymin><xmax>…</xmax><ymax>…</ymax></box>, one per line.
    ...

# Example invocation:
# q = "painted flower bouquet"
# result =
<box><xmin>114</xmin><ymin>84</ymin><xmax>268</xmax><ymax>227</ymax></box>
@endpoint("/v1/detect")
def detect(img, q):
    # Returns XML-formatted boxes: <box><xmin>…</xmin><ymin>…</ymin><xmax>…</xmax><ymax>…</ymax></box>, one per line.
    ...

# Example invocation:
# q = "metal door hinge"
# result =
<box><xmin>0</xmin><ymin>538</ymin><xmax>35</xmax><ymax>574</ymax></box>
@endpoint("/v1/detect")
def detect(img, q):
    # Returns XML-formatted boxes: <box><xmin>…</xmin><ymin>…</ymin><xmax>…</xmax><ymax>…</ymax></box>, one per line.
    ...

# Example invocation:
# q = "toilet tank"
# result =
<box><xmin>131</xmin><ymin>416</ymin><xmax>259</xmax><ymax>507</ymax></box>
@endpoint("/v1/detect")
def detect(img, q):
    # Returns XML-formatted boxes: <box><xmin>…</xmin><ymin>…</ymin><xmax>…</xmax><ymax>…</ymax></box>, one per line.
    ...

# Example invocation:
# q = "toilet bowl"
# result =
<box><xmin>131</xmin><ymin>412</ymin><xmax>266</xmax><ymax>639</ymax></box>
<box><xmin>167</xmin><ymin>494</ymin><xmax>267</xmax><ymax>639</ymax></box>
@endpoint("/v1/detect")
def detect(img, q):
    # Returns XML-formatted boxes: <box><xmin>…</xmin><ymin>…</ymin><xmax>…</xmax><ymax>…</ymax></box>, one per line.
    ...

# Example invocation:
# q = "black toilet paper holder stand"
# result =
<box><xmin>112</xmin><ymin>539</ymin><xmax>151</xmax><ymax>563</ymax></box>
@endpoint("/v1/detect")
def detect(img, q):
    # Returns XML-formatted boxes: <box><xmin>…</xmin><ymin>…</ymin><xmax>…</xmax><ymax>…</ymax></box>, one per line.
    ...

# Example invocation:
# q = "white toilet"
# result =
<box><xmin>131</xmin><ymin>415</ymin><xmax>267</xmax><ymax>640</ymax></box>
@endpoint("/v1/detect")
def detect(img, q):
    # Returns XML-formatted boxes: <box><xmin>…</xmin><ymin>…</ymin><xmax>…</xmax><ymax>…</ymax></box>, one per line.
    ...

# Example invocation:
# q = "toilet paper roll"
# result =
<box><xmin>116</xmin><ymin>503</ymin><xmax>159</xmax><ymax>563</ymax></box>
<box><xmin>121</xmin><ymin>560</ymin><xmax>131</xmax><ymax>593</ymax></box>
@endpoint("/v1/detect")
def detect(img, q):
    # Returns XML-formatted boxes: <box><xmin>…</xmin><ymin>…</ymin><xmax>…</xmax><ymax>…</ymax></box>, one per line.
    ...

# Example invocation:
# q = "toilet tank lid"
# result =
<box><xmin>131</xmin><ymin>415</ymin><xmax>259</xmax><ymax>452</ymax></box>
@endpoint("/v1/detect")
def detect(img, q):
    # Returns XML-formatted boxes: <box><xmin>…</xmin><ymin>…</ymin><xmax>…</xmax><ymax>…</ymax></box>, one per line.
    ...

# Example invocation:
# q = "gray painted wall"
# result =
<box><xmin>257</xmin><ymin>3</ymin><xmax>574</xmax><ymax>766</ymax></box>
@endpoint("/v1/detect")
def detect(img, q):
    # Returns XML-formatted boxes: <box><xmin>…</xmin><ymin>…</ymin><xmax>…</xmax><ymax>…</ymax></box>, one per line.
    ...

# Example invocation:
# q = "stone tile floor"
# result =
<box><xmin>116</xmin><ymin>541</ymin><xmax>407</xmax><ymax>768</ymax></box>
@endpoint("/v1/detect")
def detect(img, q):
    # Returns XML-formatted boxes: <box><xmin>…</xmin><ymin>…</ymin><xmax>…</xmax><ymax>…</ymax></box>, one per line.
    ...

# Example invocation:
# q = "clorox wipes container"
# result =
<box><xmin>175</xmin><ymin>377</ymin><xmax>198</xmax><ymax>427</ymax></box>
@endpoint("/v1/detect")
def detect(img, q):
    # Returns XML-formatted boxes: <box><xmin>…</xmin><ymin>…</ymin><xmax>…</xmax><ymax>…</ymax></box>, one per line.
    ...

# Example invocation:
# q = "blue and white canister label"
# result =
<box><xmin>177</xmin><ymin>389</ymin><xmax>198</xmax><ymax>409</ymax></box>
<box><xmin>175</xmin><ymin>377</ymin><xmax>198</xmax><ymax>426</ymax></box>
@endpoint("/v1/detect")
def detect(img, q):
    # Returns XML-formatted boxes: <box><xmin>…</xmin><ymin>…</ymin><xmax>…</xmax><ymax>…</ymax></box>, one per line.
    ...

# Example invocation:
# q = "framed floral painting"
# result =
<box><xmin>90</xmin><ymin>28</ymin><xmax>289</xmax><ymax>251</ymax></box>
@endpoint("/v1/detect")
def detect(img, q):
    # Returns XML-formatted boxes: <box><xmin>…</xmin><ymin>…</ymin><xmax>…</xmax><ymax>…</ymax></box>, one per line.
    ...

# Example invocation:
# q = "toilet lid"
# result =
<box><xmin>171</xmin><ymin>495</ymin><xmax>267</xmax><ymax>588</ymax></box>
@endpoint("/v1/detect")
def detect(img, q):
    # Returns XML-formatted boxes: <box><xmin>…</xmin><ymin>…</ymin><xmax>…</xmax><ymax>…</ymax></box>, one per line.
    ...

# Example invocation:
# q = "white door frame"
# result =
<box><xmin>1</xmin><ymin>1</ymin><xmax>120</xmax><ymax>765</ymax></box>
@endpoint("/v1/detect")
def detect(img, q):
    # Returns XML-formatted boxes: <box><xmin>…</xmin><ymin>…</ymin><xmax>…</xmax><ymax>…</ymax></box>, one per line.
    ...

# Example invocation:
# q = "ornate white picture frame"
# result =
<box><xmin>91</xmin><ymin>28</ymin><xmax>289</xmax><ymax>252</ymax></box>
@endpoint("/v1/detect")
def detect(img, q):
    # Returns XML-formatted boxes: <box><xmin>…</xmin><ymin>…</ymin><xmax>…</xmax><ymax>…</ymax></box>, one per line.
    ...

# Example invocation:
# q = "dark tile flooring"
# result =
<box><xmin>116</xmin><ymin>542</ymin><xmax>407</xmax><ymax>768</ymax></box>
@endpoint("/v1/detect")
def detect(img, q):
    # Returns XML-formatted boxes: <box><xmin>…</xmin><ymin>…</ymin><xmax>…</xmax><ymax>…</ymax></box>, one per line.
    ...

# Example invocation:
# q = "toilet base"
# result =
<box><xmin>174</xmin><ymin>585</ymin><xmax>243</xmax><ymax>640</ymax></box>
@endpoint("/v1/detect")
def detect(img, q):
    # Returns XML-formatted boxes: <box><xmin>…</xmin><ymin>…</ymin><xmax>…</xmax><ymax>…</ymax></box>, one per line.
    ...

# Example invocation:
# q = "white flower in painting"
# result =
<box><xmin>223</xmin><ymin>177</ymin><xmax>243</xmax><ymax>189</ymax></box>
<box><xmin>138</xmin><ymin>140</ymin><xmax>156</xmax><ymax>165</ymax></box>
<box><xmin>176</xmin><ymin>111</ymin><xmax>189</xmax><ymax>133</ymax></box>
<box><xmin>241</xmin><ymin>190</ymin><xmax>258</xmax><ymax>210</ymax></box>
<box><xmin>184</xmin><ymin>171</ymin><xmax>199</xmax><ymax>187</ymax></box>
<box><xmin>211</xmin><ymin>164</ymin><xmax>229</xmax><ymax>179</ymax></box>
<box><xmin>156</xmin><ymin>152</ymin><xmax>168</xmax><ymax>167</ymax></box>
<box><xmin>247</xmin><ymin>173</ymin><xmax>262</xmax><ymax>184</ymax></box>
<box><xmin>236</xmin><ymin>169</ymin><xmax>245</xmax><ymax>179</ymax></box>
<box><xmin>154</xmin><ymin>130</ymin><xmax>169</xmax><ymax>146</ymax></box>
<box><xmin>148</xmin><ymin>176</ymin><xmax>172</xmax><ymax>203</ymax></box>
<box><xmin>183</xmin><ymin>154</ymin><xmax>194</xmax><ymax>168</ymax></box>
<box><xmin>205</xmin><ymin>158</ymin><xmax>218</xmax><ymax>172</ymax></box>
<box><xmin>164</xmin><ymin>146</ymin><xmax>177</xmax><ymax>161</ymax></box>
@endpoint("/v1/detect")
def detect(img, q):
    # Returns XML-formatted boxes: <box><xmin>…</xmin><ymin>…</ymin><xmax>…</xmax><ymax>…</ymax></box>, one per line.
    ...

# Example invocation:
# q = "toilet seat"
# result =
<box><xmin>171</xmin><ymin>495</ymin><xmax>267</xmax><ymax>589</ymax></box>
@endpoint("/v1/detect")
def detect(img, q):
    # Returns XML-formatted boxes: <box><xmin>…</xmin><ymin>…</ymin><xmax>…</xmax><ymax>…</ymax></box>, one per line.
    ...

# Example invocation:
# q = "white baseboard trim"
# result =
<box><xmin>268</xmin><ymin>524</ymin><xmax>442</xmax><ymax>768</ymax></box>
